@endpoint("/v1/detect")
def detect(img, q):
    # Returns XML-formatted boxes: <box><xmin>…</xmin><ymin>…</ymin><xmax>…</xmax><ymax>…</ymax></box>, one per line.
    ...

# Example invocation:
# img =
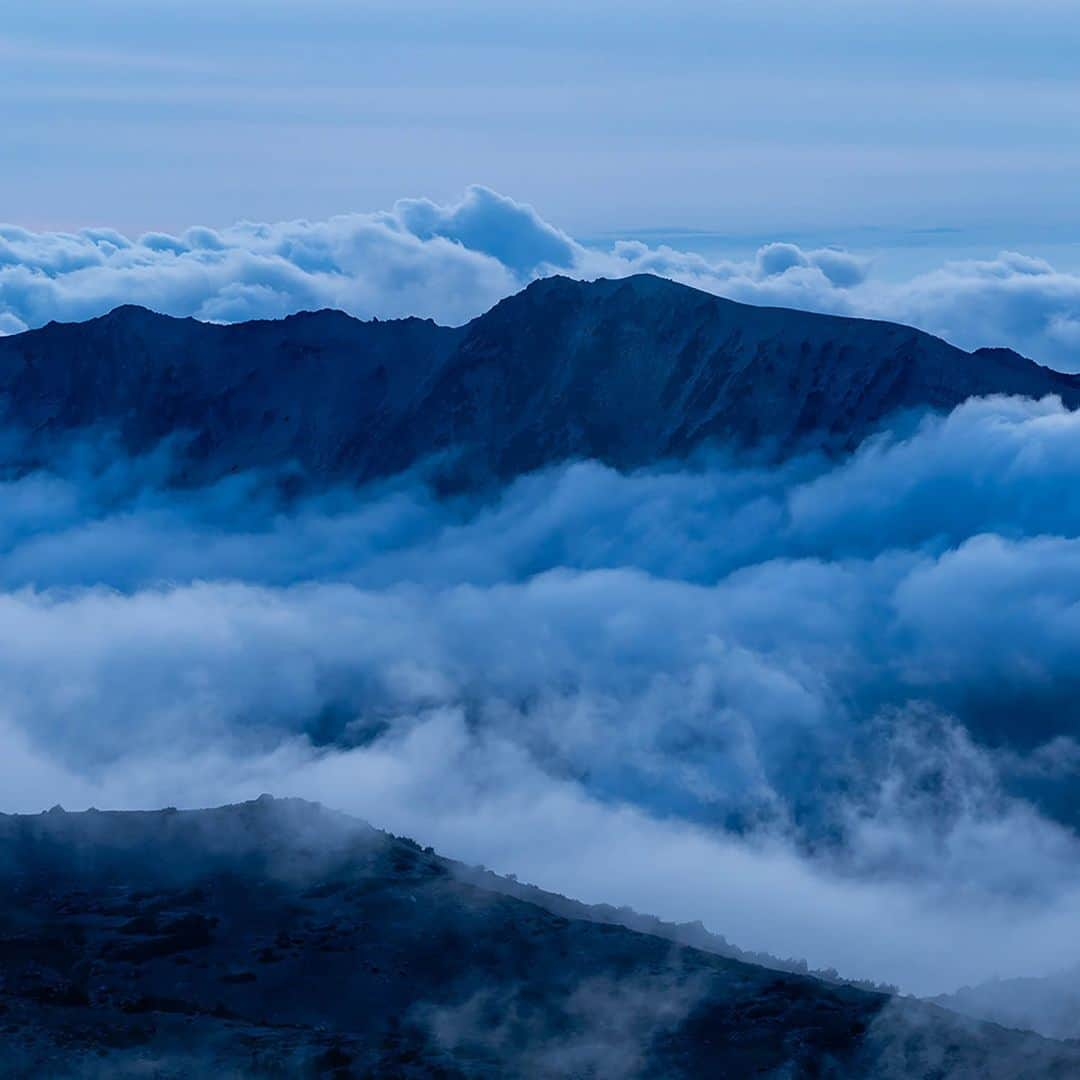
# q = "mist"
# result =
<box><xmin>4</xmin><ymin>394</ymin><xmax>1080</xmax><ymax>995</ymax></box>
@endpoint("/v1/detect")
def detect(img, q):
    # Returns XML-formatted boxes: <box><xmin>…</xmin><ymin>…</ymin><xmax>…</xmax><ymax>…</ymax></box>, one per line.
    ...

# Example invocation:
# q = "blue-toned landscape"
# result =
<box><xmin>4</xmin><ymin>4</ymin><xmax>1080</xmax><ymax>1077</ymax></box>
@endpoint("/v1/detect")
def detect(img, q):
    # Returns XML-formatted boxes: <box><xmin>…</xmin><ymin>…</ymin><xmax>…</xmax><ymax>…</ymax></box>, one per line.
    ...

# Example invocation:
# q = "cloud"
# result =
<box><xmin>419</xmin><ymin>968</ymin><xmax>710</xmax><ymax>1080</ymax></box>
<box><xmin>393</xmin><ymin>185</ymin><xmax>579</xmax><ymax>277</ymax></box>
<box><xmin>3</xmin><ymin>187</ymin><xmax>1080</xmax><ymax>369</ymax></box>
<box><xmin>0</xmin><ymin>196</ymin><xmax>524</xmax><ymax>328</ymax></box>
<box><xmin>4</xmin><ymin>396</ymin><xmax>1080</xmax><ymax>996</ymax></box>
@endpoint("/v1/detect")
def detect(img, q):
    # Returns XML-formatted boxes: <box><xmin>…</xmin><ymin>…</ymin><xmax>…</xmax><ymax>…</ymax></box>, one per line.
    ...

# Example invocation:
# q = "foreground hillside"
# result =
<box><xmin>1</xmin><ymin>798</ymin><xmax>1077</xmax><ymax>1078</ymax></box>
<box><xmin>1</xmin><ymin>275</ymin><xmax>1077</xmax><ymax>489</ymax></box>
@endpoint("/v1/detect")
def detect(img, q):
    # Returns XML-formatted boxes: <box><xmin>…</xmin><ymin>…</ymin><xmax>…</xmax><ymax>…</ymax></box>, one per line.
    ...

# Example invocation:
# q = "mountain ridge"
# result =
<box><xmin>2</xmin><ymin>274</ymin><xmax>1078</xmax><ymax>489</ymax></box>
<box><xmin>3</xmin><ymin>796</ymin><xmax>1078</xmax><ymax>1077</ymax></box>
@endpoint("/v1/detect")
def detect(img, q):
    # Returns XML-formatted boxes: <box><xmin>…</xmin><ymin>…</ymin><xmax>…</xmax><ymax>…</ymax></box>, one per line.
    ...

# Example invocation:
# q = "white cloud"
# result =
<box><xmin>3</xmin><ymin>186</ymin><xmax>1080</xmax><ymax>368</ymax></box>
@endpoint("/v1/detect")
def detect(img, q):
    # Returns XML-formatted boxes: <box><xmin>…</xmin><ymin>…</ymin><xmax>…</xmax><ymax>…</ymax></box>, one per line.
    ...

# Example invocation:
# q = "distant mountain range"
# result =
<box><xmin>3</xmin><ymin>797</ymin><xmax>1077</xmax><ymax>1078</ymax></box>
<box><xmin>933</xmin><ymin>966</ymin><xmax>1080</xmax><ymax>1042</ymax></box>
<box><xmin>2</xmin><ymin>274</ymin><xmax>1076</xmax><ymax>488</ymax></box>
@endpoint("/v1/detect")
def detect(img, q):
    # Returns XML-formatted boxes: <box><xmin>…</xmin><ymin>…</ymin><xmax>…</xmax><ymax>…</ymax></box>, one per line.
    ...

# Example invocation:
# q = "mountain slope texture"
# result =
<box><xmin>2</xmin><ymin>798</ymin><xmax>1078</xmax><ymax>1078</ymax></box>
<box><xmin>1</xmin><ymin>274</ymin><xmax>1076</xmax><ymax>488</ymax></box>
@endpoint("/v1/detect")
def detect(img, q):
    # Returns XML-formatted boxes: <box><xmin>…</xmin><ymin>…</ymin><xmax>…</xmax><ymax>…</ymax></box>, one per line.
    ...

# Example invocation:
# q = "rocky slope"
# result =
<box><xmin>2</xmin><ymin>797</ymin><xmax>1078</xmax><ymax>1078</ymax></box>
<box><xmin>1</xmin><ymin>275</ymin><xmax>1077</xmax><ymax>489</ymax></box>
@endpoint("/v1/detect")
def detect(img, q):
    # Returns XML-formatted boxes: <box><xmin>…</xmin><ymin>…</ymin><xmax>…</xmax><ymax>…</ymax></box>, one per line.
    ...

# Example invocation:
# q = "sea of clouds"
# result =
<box><xmin>2</xmin><ymin>185</ymin><xmax>1080</xmax><ymax>368</ymax></box>
<box><xmin>2</xmin><ymin>394</ymin><xmax>1080</xmax><ymax>996</ymax></box>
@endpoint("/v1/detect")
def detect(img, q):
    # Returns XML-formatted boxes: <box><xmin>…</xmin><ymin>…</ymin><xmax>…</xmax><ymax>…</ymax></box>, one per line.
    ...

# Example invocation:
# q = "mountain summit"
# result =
<box><xmin>2</xmin><ymin>274</ymin><xmax>1076</xmax><ymax>487</ymax></box>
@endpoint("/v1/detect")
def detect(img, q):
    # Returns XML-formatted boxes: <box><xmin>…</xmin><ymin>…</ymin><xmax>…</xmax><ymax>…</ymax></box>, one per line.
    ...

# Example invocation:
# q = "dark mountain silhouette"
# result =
<box><xmin>3</xmin><ymin>797</ymin><xmax>1078</xmax><ymax>1078</ymax></box>
<box><xmin>1</xmin><ymin>275</ymin><xmax>1077</xmax><ymax>489</ymax></box>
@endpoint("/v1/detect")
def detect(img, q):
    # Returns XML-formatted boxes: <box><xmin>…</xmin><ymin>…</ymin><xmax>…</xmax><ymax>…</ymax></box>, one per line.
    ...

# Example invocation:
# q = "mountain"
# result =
<box><xmin>1</xmin><ymin>275</ymin><xmax>1077</xmax><ymax>489</ymax></box>
<box><xmin>2</xmin><ymin>797</ymin><xmax>1079</xmax><ymax>1078</ymax></box>
<box><xmin>933</xmin><ymin>966</ymin><xmax>1080</xmax><ymax>1041</ymax></box>
<box><xmin>455</xmin><ymin>863</ymin><xmax>897</xmax><ymax>997</ymax></box>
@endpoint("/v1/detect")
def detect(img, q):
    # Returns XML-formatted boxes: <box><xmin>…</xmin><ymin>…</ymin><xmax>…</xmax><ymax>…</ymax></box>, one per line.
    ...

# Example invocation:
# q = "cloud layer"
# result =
<box><xmin>4</xmin><ymin>396</ymin><xmax>1080</xmax><ymax>995</ymax></box>
<box><xmin>3</xmin><ymin>186</ymin><xmax>1080</xmax><ymax>367</ymax></box>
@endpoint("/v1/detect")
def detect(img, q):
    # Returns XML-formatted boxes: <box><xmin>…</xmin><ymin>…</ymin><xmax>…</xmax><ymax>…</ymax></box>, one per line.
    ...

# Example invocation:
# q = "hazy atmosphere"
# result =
<box><xmin>4</xmin><ymin>4</ymin><xmax>1080</xmax><ymax>1076</ymax></box>
<box><xmin>3</xmin><ymin>397</ymin><xmax>1080</xmax><ymax>996</ymax></box>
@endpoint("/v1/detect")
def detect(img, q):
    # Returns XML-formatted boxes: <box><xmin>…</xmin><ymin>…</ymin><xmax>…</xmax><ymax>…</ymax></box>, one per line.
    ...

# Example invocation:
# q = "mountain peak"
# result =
<box><xmin>92</xmin><ymin>303</ymin><xmax>187</xmax><ymax>327</ymax></box>
<box><xmin>514</xmin><ymin>271</ymin><xmax>712</xmax><ymax>305</ymax></box>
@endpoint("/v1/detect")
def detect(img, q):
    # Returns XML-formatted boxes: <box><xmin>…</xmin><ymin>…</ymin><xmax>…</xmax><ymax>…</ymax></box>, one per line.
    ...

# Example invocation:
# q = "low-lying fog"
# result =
<box><xmin>5</xmin><ymin>394</ymin><xmax>1080</xmax><ymax>997</ymax></box>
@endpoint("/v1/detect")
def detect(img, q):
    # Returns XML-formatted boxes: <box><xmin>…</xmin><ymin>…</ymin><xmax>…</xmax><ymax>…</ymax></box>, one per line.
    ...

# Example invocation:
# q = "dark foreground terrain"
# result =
<box><xmin>1</xmin><ymin>798</ymin><xmax>1078</xmax><ymax>1078</ymax></box>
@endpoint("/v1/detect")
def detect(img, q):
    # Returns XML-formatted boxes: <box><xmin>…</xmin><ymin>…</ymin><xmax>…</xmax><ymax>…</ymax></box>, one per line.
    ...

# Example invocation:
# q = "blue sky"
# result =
<box><xmin>5</xmin><ymin>0</ymin><xmax>1080</xmax><ymax>268</ymax></box>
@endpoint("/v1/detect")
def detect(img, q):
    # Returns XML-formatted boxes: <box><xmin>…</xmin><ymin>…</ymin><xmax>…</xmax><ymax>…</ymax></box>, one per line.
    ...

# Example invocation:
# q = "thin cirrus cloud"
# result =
<box><xmin>2</xmin><ymin>185</ymin><xmax>1080</xmax><ymax>368</ymax></box>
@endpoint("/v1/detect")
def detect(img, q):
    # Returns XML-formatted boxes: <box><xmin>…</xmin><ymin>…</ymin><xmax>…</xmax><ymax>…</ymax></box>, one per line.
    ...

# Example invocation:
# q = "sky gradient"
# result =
<box><xmin>5</xmin><ymin>0</ymin><xmax>1080</xmax><ymax>268</ymax></box>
